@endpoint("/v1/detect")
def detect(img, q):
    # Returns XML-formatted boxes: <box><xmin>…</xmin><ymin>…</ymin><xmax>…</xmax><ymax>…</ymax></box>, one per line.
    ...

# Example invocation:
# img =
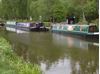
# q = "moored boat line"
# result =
<box><xmin>51</xmin><ymin>23</ymin><xmax>99</xmax><ymax>39</ymax></box>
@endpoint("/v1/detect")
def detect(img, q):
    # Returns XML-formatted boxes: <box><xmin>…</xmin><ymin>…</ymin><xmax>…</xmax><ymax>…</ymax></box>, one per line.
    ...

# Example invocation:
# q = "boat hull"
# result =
<box><xmin>30</xmin><ymin>27</ymin><xmax>49</xmax><ymax>32</ymax></box>
<box><xmin>51</xmin><ymin>24</ymin><xmax>99</xmax><ymax>40</ymax></box>
<box><xmin>52</xmin><ymin>30</ymin><xmax>99</xmax><ymax>40</ymax></box>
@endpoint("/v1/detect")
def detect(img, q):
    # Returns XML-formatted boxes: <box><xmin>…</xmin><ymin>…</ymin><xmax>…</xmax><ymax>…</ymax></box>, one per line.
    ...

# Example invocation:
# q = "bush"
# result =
<box><xmin>91</xmin><ymin>19</ymin><xmax>99</xmax><ymax>27</ymax></box>
<box><xmin>43</xmin><ymin>22</ymin><xmax>51</xmax><ymax>27</ymax></box>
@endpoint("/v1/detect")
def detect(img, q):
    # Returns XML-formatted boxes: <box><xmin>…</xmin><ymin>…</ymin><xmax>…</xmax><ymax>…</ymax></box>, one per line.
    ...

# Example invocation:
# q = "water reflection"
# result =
<box><xmin>1</xmin><ymin>31</ymin><xmax>99</xmax><ymax>74</ymax></box>
<box><xmin>52</xmin><ymin>33</ymin><xmax>99</xmax><ymax>50</ymax></box>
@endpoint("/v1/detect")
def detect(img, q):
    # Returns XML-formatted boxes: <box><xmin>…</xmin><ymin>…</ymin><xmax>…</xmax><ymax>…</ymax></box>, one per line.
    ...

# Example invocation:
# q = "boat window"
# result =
<box><xmin>89</xmin><ymin>26</ymin><xmax>98</xmax><ymax>32</ymax></box>
<box><xmin>30</xmin><ymin>23</ymin><xmax>35</xmax><ymax>27</ymax></box>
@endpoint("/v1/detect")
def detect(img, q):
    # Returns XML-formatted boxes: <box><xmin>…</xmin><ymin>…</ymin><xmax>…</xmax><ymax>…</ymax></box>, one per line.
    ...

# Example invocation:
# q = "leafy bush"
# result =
<box><xmin>43</xmin><ymin>22</ymin><xmax>51</xmax><ymax>27</ymax></box>
<box><xmin>91</xmin><ymin>19</ymin><xmax>99</xmax><ymax>27</ymax></box>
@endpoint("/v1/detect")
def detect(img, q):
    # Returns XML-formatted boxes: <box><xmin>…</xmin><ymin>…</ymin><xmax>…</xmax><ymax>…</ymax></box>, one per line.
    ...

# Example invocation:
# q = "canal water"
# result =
<box><xmin>0</xmin><ymin>30</ymin><xmax>99</xmax><ymax>74</ymax></box>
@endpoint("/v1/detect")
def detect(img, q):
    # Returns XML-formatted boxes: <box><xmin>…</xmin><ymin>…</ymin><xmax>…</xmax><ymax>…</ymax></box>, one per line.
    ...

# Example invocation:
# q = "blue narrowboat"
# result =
<box><xmin>5</xmin><ymin>21</ymin><xmax>49</xmax><ymax>32</ymax></box>
<box><xmin>51</xmin><ymin>23</ymin><xmax>99</xmax><ymax>38</ymax></box>
<box><xmin>16</xmin><ymin>22</ymin><xmax>34</xmax><ymax>31</ymax></box>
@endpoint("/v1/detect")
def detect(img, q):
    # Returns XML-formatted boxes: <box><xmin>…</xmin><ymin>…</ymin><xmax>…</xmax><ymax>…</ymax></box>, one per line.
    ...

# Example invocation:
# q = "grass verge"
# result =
<box><xmin>0</xmin><ymin>37</ymin><xmax>42</xmax><ymax>74</ymax></box>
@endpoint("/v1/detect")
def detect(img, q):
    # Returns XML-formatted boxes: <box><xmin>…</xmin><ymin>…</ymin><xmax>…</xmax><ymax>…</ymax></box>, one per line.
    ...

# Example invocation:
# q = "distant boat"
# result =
<box><xmin>51</xmin><ymin>23</ymin><xmax>99</xmax><ymax>39</ymax></box>
<box><xmin>5</xmin><ymin>21</ymin><xmax>17</xmax><ymax>32</ymax></box>
<box><xmin>5</xmin><ymin>21</ymin><xmax>49</xmax><ymax>32</ymax></box>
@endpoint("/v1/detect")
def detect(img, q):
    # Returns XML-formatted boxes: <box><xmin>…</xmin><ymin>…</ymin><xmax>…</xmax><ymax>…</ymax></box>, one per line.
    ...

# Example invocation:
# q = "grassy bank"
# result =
<box><xmin>0</xmin><ymin>37</ymin><xmax>41</xmax><ymax>74</ymax></box>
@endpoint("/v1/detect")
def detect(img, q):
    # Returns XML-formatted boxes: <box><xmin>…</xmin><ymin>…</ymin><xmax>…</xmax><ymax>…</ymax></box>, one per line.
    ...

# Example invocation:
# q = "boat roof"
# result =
<box><xmin>52</xmin><ymin>23</ymin><xmax>97</xmax><ymax>27</ymax></box>
<box><xmin>6</xmin><ymin>21</ymin><xmax>16</xmax><ymax>25</ymax></box>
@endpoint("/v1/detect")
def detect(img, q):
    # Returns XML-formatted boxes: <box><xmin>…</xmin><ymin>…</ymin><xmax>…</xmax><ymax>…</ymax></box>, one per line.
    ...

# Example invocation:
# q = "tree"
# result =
<box><xmin>52</xmin><ymin>1</ymin><xmax>66</xmax><ymax>22</ymax></box>
<box><xmin>0</xmin><ymin>0</ymin><xmax>98</xmax><ymax>23</ymax></box>
<box><xmin>84</xmin><ymin>0</ymin><xmax>99</xmax><ymax>23</ymax></box>
<box><xmin>1</xmin><ymin>0</ymin><xmax>28</xmax><ymax>20</ymax></box>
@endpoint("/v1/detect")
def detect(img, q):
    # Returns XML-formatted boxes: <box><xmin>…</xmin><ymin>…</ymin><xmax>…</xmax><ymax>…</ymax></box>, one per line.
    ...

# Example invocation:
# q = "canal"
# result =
<box><xmin>0</xmin><ymin>30</ymin><xmax>99</xmax><ymax>74</ymax></box>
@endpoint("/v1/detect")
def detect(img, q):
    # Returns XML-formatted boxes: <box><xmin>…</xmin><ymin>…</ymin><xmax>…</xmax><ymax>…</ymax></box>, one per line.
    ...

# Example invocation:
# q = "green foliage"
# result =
<box><xmin>52</xmin><ymin>1</ymin><xmax>66</xmax><ymax>22</ymax></box>
<box><xmin>83</xmin><ymin>0</ymin><xmax>98</xmax><ymax>23</ymax></box>
<box><xmin>0</xmin><ymin>0</ymin><xmax>99</xmax><ymax>23</ymax></box>
<box><xmin>91</xmin><ymin>19</ymin><xmax>99</xmax><ymax>27</ymax></box>
<box><xmin>43</xmin><ymin>22</ymin><xmax>51</xmax><ymax>27</ymax></box>
<box><xmin>1</xmin><ymin>0</ymin><xmax>28</xmax><ymax>19</ymax></box>
<box><xmin>0</xmin><ymin>37</ymin><xmax>42</xmax><ymax>74</ymax></box>
<box><xmin>78</xmin><ymin>17</ymin><xmax>88</xmax><ymax>24</ymax></box>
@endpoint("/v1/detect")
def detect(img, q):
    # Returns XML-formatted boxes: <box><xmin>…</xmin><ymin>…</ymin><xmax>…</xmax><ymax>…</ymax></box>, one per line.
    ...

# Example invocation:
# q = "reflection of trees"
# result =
<box><xmin>3</xmin><ymin>32</ymin><xmax>99</xmax><ymax>73</ymax></box>
<box><xmin>67</xmin><ymin>45</ymin><xmax>99</xmax><ymax>74</ymax></box>
<box><xmin>4</xmin><ymin>32</ymin><xmax>66</xmax><ymax>70</ymax></box>
<box><xmin>11</xmin><ymin>37</ymin><xmax>99</xmax><ymax>74</ymax></box>
<box><xmin>12</xmin><ymin>41</ymin><xmax>66</xmax><ymax>70</ymax></box>
<box><xmin>52</xmin><ymin>33</ymin><xmax>99</xmax><ymax>74</ymax></box>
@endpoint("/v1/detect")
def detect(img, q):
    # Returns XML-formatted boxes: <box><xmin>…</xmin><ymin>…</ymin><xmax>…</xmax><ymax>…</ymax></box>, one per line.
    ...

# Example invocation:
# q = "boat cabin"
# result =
<box><xmin>51</xmin><ymin>24</ymin><xmax>99</xmax><ymax>33</ymax></box>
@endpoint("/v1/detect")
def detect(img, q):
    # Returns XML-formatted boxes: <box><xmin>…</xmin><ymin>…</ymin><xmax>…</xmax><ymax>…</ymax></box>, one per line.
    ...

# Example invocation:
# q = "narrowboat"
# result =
<box><xmin>16</xmin><ymin>22</ymin><xmax>34</xmax><ymax>31</ymax></box>
<box><xmin>5</xmin><ymin>21</ymin><xmax>17</xmax><ymax>32</ymax></box>
<box><xmin>51</xmin><ymin>23</ymin><xmax>99</xmax><ymax>39</ymax></box>
<box><xmin>5</xmin><ymin>21</ymin><xmax>49</xmax><ymax>32</ymax></box>
<box><xmin>30</xmin><ymin>22</ymin><xmax>49</xmax><ymax>31</ymax></box>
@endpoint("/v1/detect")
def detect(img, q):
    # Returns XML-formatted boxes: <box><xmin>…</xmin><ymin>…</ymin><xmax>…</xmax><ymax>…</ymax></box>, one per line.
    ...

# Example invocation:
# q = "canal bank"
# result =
<box><xmin>0</xmin><ymin>37</ymin><xmax>41</xmax><ymax>74</ymax></box>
